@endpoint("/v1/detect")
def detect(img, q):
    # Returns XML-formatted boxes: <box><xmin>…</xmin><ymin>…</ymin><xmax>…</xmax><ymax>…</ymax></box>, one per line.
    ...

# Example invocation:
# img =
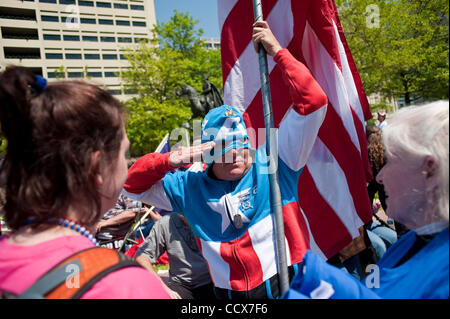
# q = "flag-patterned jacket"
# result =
<box><xmin>123</xmin><ymin>49</ymin><xmax>327</xmax><ymax>292</ymax></box>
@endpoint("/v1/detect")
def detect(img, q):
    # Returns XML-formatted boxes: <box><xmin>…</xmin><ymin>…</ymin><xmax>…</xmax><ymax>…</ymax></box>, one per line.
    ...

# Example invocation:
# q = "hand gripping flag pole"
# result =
<box><xmin>252</xmin><ymin>0</ymin><xmax>290</xmax><ymax>295</ymax></box>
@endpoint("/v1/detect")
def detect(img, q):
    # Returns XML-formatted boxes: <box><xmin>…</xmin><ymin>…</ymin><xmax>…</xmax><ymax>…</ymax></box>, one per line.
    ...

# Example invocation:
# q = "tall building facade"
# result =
<box><xmin>0</xmin><ymin>0</ymin><xmax>156</xmax><ymax>99</ymax></box>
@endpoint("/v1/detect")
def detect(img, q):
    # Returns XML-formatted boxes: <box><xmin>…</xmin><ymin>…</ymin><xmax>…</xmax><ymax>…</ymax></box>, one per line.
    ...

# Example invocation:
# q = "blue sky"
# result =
<box><xmin>153</xmin><ymin>0</ymin><xmax>220</xmax><ymax>39</ymax></box>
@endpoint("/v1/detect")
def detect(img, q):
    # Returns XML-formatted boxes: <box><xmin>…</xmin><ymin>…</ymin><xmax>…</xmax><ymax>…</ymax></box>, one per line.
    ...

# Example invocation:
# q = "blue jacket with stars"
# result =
<box><xmin>124</xmin><ymin>49</ymin><xmax>328</xmax><ymax>292</ymax></box>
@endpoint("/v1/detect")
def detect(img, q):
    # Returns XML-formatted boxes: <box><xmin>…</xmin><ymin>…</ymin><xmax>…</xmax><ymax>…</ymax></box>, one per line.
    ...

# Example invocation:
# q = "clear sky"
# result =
<box><xmin>153</xmin><ymin>0</ymin><xmax>220</xmax><ymax>39</ymax></box>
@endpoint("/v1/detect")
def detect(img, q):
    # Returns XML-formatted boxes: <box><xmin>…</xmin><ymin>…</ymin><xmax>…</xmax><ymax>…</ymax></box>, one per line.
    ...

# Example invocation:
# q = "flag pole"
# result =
<box><xmin>252</xmin><ymin>0</ymin><xmax>290</xmax><ymax>295</ymax></box>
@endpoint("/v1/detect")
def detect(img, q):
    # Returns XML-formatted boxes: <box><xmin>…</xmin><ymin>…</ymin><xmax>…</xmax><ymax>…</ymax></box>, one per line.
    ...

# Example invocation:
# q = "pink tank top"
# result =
<box><xmin>0</xmin><ymin>235</ymin><xmax>169</xmax><ymax>299</ymax></box>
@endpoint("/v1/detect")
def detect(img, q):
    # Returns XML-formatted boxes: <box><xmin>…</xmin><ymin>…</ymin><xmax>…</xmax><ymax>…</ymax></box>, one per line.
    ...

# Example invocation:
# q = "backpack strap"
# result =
<box><xmin>16</xmin><ymin>247</ymin><xmax>141</xmax><ymax>299</ymax></box>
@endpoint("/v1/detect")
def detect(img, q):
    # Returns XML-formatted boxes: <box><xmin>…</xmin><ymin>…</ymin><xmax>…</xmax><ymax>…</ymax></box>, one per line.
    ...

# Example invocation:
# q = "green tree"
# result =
<box><xmin>154</xmin><ymin>9</ymin><xmax>205</xmax><ymax>58</ymax></box>
<box><xmin>336</xmin><ymin>0</ymin><xmax>449</xmax><ymax>108</ymax></box>
<box><xmin>121</xmin><ymin>10</ymin><xmax>222</xmax><ymax>156</ymax></box>
<box><xmin>124</xmin><ymin>96</ymin><xmax>191</xmax><ymax>156</ymax></box>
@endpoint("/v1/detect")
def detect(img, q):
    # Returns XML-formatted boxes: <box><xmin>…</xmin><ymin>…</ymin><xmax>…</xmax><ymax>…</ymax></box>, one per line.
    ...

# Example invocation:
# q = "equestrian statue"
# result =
<box><xmin>176</xmin><ymin>74</ymin><xmax>224</xmax><ymax>123</ymax></box>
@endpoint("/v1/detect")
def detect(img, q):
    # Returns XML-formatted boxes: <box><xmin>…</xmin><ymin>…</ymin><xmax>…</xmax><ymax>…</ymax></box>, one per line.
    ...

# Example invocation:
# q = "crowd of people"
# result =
<box><xmin>0</xmin><ymin>21</ymin><xmax>448</xmax><ymax>299</ymax></box>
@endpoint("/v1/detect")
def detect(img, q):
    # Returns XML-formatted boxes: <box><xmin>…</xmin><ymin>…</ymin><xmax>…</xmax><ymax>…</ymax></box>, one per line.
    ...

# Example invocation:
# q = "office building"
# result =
<box><xmin>202</xmin><ymin>37</ymin><xmax>220</xmax><ymax>50</ymax></box>
<box><xmin>0</xmin><ymin>0</ymin><xmax>156</xmax><ymax>99</ymax></box>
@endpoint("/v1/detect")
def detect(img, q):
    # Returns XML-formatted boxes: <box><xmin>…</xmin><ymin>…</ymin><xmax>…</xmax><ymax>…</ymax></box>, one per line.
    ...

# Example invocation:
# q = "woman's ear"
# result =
<box><xmin>91</xmin><ymin>151</ymin><xmax>103</xmax><ymax>186</ymax></box>
<box><xmin>422</xmin><ymin>155</ymin><xmax>439</xmax><ymax>190</ymax></box>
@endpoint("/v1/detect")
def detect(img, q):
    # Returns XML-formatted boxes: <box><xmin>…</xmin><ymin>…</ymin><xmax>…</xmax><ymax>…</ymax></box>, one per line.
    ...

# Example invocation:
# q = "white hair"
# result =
<box><xmin>382</xmin><ymin>100</ymin><xmax>449</xmax><ymax>223</ymax></box>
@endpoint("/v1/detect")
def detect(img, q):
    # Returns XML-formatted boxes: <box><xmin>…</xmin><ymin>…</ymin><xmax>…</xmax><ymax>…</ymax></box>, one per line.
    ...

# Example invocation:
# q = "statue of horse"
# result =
<box><xmin>176</xmin><ymin>84</ymin><xmax>209</xmax><ymax>121</ymax></box>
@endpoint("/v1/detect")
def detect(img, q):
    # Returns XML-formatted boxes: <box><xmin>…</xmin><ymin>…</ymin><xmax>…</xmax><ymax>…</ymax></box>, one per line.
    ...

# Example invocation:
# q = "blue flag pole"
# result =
<box><xmin>252</xmin><ymin>0</ymin><xmax>290</xmax><ymax>295</ymax></box>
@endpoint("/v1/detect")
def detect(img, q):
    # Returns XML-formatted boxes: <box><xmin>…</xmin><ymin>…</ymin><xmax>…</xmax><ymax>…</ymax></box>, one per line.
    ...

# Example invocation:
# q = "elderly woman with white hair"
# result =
<box><xmin>284</xmin><ymin>100</ymin><xmax>449</xmax><ymax>299</ymax></box>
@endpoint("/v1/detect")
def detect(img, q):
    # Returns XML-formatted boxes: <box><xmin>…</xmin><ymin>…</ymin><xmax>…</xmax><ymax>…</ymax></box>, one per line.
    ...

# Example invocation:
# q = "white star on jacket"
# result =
<box><xmin>207</xmin><ymin>188</ymin><xmax>252</xmax><ymax>234</ymax></box>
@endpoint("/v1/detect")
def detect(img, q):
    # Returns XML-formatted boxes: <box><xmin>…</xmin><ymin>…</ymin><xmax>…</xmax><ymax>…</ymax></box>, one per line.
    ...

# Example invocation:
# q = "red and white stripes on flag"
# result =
<box><xmin>218</xmin><ymin>0</ymin><xmax>373</xmax><ymax>259</ymax></box>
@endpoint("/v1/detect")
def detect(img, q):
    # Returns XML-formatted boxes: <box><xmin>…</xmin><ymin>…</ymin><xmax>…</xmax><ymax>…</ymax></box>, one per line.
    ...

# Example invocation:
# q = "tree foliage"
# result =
<box><xmin>336</xmin><ymin>0</ymin><xmax>449</xmax><ymax>107</ymax></box>
<box><xmin>124</xmin><ymin>96</ymin><xmax>191</xmax><ymax>156</ymax></box>
<box><xmin>154</xmin><ymin>9</ymin><xmax>205</xmax><ymax>58</ymax></box>
<box><xmin>121</xmin><ymin>10</ymin><xmax>222</xmax><ymax>156</ymax></box>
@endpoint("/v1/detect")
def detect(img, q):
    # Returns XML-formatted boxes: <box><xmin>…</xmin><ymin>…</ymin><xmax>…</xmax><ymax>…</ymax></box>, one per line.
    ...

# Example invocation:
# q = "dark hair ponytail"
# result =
<box><xmin>0</xmin><ymin>65</ymin><xmax>124</xmax><ymax>231</ymax></box>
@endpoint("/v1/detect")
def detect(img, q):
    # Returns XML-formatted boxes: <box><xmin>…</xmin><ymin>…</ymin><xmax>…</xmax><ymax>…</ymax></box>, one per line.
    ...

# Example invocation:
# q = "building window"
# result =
<box><xmin>118</xmin><ymin>37</ymin><xmax>132</xmax><ymax>43</ymax></box>
<box><xmin>0</xmin><ymin>8</ymin><xmax>36</xmax><ymax>21</ymax></box>
<box><xmin>116</xmin><ymin>20</ymin><xmax>130</xmax><ymax>26</ymax></box>
<box><xmin>119</xmin><ymin>54</ymin><xmax>127</xmax><ymax>60</ymax></box>
<box><xmin>47</xmin><ymin>72</ymin><xmax>61</xmax><ymax>78</ymax></box>
<box><xmin>100</xmin><ymin>36</ymin><xmax>115</xmax><ymax>42</ymax></box>
<box><xmin>63</xmin><ymin>35</ymin><xmax>80</xmax><ymax>41</ymax></box>
<box><xmin>103</xmin><ymin>54</ymin><xmax>117</xmax><ymax>60</ymax></box>
<box><xmin>113</xmin><ymin>3</ymin><xmax>128</xmax><ymax>9</ymax></box>
<box><xmin>44</xmin><ymin>34</ymin><xmax>61</xmax><ymax>40</ymax></box>
<box><xmin>65</xmin><ymin>53</ymin><xmax>82</xmax><ymax>59</ymax></box>
<box><xmin>41</xmin><ymin>15</ymin><xmax>59</xmax><ymax>22</ymax></box>
<box><xmin>2</xmin><ymin>32</ymin><xmax>38</xmax><ymax>40</ymax></box>
<box><xmin>39</xmin><ymin>0</ymin><xmax>57</xmax><ymax>3</ymax></box>
<box><xmin>108</xmin><ymin>89</ymin><xmax>122</xmax><ymax>95</ymax></box>
<box><xmin>78</xmin><ymin>1</ymin><xmax>94</xmax><ymax>6</ymax></box>
<box><xmin>68</xmin><ymin>72</ymin><xmax>83</xmax><ymax>78</ymax></box>
<box><xmin>130</xmin><ymin>5</ymin><xmax>144</xmax><ymax>11</ymax></box>
<box><xmin>96</xmin><ymin>2</ymin><xmax>111</xmax><ymax>8</ymax></box>
<box><xmin>45</xmin><ymin>53</ymin><xmax>63</xmax><ymax>59</ymax></box>
<box><xmin>5</xmin><ymin>51</ymin><xmax>40</xmax><ymax>59</ymax></box>
<box><xmin>98</xmin><ymin>19</ymin><xmax>113</xmax><ymax>25</ymax></box>
<box><xmin>124</xmin><ymin>88</ymin><xmax>138</xmax><ymax>94</ymax></box>
<box><xmin>134</xmin><ymin>37</ymin><xmax>148</xmax><ymax>43</ymax></box>
<box><xmin>84</xmin><ymin>53</ymin><xmax>100</xmax><ymax>59</ymax></box>
<box><xmin>47</xmin><ymin>70</ymin><xmax>65</xmax><ymax>78</ymax></box>
<box><xmin>59</xmin><ymin>0</ymin><xmax>76</xmax><ymax>4</ymax></box>
<box><xmin>132</xmin><ymin>21</ymin><xmax>146</xmax><ymax>27</ymax></box>
<box><xmin>87</xmin><ymin>71</ymin><xmax>102</xmax><ymax>77</ymax></box>
<box><xmin>82</xmin><ymin>35</ymin><xmax>98</xmax><ymax>42</ymax></box>
<box><xmin>80</xmin><ymin>18</ymin><xmax>96</xmax><ymax>24</ymax></box>
<box><xmin>104</xmin><ymin>71</ymin><xmax>116</xmax><ymax>77</ymax></box>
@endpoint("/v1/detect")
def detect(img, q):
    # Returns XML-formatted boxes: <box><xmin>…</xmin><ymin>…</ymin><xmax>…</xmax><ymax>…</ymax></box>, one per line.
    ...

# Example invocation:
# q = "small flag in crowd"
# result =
<box><xmin>155</xmin><ymin>133</ymin><xmax>171</xmax><ymax>154</ymax></box>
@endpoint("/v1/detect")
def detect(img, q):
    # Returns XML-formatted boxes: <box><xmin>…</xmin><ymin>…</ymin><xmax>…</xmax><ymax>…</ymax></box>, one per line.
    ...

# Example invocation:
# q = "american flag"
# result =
<box><xmin>218</xmin><ymin>0</ymin><xmax>373</xmax><ymax>259</ymax></box>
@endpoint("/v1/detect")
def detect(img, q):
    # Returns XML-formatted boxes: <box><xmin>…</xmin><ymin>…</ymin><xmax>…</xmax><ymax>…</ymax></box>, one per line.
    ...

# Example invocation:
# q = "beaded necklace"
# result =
<box><xmin>21</xmin><ymin>217</ymin><xmax>99</xmax><ymax>246</ymax></box>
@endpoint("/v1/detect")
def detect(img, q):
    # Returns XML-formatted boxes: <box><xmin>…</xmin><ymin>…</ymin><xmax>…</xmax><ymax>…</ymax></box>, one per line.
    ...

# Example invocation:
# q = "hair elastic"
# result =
<box><xmin>33</xmin><ymin>75</ymin><xmax>47</xmax><ymax>93</ymax></box>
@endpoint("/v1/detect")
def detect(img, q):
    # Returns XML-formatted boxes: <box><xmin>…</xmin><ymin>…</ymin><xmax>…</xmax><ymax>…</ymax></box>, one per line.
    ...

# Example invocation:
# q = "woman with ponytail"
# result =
<box><xmin>0</xmin><ymin>66</ymin><xmax>169</xmax><ymax>298</ymax></box>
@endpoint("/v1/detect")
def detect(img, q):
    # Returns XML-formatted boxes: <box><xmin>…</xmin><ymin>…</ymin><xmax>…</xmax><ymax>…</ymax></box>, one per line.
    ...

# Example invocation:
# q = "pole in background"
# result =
<box><xmin>252</xmin><ymin>0</ymin><xmax>290</xmax><ymax>295</ymax></box>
